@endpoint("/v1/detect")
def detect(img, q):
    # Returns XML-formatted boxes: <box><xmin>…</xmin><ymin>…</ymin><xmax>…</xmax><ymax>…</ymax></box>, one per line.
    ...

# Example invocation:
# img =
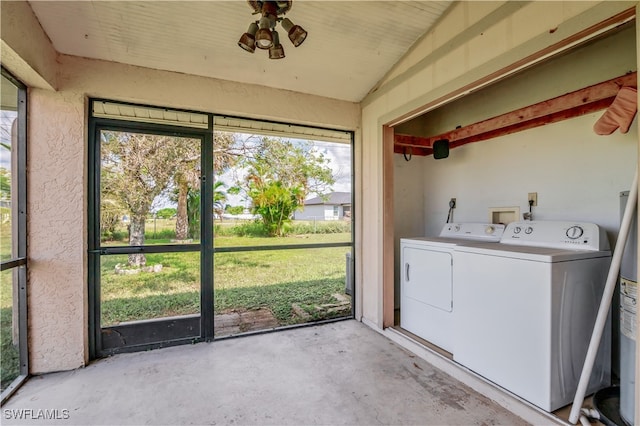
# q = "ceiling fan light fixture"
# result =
<box><xmin>255</xmin><ymin>16</ymin><xmax>274</xmax><ymax>49</ymax></box>
<box><xmin>239</xmin><ymin>1</ymin><xmax>306</xmax><ymax>57</ymax></box>
<box><xmin>268</xmin><ymin>30</ymin><xmax>285</xmax><ymax>59</ymax></box>
<box><xmin>238</xmin><ymin>22</ymin><xmax>258</xmax><ymax>53</ymax></box>
<box><xmin>255</xmin><ymin>28</ymin><xmax>273</xmax><ymax>49</ymax></box>
<box><xmin>281</xmin><ymin>17</ymin><xmax>307</xmax><ymax>47</ymax></box>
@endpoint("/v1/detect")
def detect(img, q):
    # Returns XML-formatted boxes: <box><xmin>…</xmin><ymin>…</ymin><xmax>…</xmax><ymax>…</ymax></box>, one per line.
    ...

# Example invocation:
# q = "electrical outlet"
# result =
<box><xmin>528</xmin><ymin>192</ymin><xmax>538</xmax><ymax>206</ymax></box>
<box><xmin>450</xmin><ymin>198</ymin><xmax>456</xmax><ymax>208</ymax></box>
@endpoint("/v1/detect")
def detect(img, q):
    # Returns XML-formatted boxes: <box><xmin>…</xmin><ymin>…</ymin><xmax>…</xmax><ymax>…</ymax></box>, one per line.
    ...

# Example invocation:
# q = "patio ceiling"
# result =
<box><xmin>27</xmin><ymin>1</ymin><xmax>453</xmax><ymax>102</ymax></box>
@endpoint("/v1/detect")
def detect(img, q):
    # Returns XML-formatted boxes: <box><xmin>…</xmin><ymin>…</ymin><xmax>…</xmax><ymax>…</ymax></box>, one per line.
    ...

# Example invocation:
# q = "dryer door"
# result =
<box><xmin>402</xmin><ymin>247</ymin><xmax>453</xmax><ymax>312</ymax></box>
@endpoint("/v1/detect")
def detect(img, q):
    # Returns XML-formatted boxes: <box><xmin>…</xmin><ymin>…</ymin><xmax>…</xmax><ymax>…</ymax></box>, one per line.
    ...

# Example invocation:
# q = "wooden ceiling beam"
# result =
<box><xmin>393</xmin><ymin>143</ymin><xmax>432</xmax><ymax>157</ymax></box>
<box><xmin>394</xmin><ymin>71</ymin><xmax>637</xmax><ymax>156</ymax></box>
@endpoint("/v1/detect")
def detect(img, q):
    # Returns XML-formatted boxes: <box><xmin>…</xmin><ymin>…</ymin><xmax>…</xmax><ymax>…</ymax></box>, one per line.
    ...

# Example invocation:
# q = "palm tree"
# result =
<box><xmin>213</xmin><ymin>181</ymin><xmax>227</xmax><ymax>221</ymax></box>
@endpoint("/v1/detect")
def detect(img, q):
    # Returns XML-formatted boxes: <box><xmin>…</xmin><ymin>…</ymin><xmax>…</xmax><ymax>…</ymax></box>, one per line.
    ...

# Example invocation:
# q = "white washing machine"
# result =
<box><xmin>452</xmin><ymin>221</ymin><xmax>612</xmax><ymax>412</ymax></box>
<box><xmin>400</xmin><ymin>223</ymin><xmax>505</xmax><ymax>353</ymax></box>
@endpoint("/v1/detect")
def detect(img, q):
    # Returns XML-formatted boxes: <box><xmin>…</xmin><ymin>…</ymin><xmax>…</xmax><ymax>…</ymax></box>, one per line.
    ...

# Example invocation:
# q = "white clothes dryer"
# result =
<box><xmin>452</xmin><ymin>221</ymin><xmax>612</xmax><ymax>412</ymax></box>
<box><xmin>400</xmin><ymin>223</ymin><xmax>505</xmax><ymax>353</ymax></box>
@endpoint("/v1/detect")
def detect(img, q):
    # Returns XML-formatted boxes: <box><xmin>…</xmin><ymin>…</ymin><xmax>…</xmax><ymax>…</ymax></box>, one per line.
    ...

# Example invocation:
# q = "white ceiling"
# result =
<box><xmin>27</xmin><ymin>1</ymin><xmax>453</xmax><ymax>102</ymax></box>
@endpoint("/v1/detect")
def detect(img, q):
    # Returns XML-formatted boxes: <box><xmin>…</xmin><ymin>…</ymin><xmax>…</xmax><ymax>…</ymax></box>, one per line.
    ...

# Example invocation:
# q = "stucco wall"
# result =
<box><xmin>28</xmin><ymin>88</ymin><xmax>88</xmax><ymax>373</ymax></box>
<box><xmin>360</xmin><ymin>1</ymin><xmax>637</xmax><ymax>328</ymax></box>
<box><xmin>57</xmin><ymin>56</ymin><xmax>360</xmax><ymax>131</ymax></box>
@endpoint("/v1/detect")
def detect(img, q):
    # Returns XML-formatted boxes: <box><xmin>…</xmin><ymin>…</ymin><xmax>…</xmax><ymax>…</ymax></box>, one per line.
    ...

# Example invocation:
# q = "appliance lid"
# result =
<box><xmin>454</xmin><ymin>242</ymin><xmax>611</xmax><ymax>262</ymax></box>
<box><xmin>401</xmin><ymin>237</ymin><xmax>463</xmax><ymax>248</ymax></box>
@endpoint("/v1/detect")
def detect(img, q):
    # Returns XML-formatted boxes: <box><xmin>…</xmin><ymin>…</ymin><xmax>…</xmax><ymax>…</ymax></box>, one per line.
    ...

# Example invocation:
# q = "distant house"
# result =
<box><xmin>294</xmin><ymin>192</ymin><xmax>351</xmax><ymax>221</ymax></box>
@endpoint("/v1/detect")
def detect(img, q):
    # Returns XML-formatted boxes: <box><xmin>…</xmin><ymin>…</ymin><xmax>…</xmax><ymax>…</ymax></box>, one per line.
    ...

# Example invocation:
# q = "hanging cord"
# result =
<box><xmin>528</xmin><ymin>198</ymin><xmax>534</xmax><ymax>220</ymax></box>
<box><xmin>403</xmin><ymin>147</ymin><xmax>412</xmax><ymax>162</ymax></box>
<box><xmin>446</xmin><ymin>199</ymin><xmax>456</xmax><ymax>223</ymax></box>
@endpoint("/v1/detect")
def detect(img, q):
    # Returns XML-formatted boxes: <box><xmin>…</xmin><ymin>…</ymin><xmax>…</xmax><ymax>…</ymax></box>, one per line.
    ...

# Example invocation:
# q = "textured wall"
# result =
<box><xmin>28</xmin><ymin>89</ymin><xmax>87</xmax><ymax>373</ymax></box>
<box><xmin>57</xmin><ymin>55</ymin><xmax>360</xmax><ymax>131</ymax></box>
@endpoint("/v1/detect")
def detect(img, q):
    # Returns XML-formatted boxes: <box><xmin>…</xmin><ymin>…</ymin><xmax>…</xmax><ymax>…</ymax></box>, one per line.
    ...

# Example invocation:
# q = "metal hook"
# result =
<box><xmin>403</xmin><ymin>146</ymin><xmax>412</xmax><ymax>162</ymax></box>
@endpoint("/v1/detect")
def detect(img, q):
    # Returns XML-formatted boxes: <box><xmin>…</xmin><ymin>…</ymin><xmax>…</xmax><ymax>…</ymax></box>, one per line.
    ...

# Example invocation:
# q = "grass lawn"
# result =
<box><xmin>2</xmin><ymin>218</ymin><xmax>352</xmax><ymax>385</ymax></box>
<box><xmin>1</xmin><ymin>221</ymin><xmax>12</xmax><ymax>262</ymax></box>
<box><xmin>1</xmin><ymin>269</ymin><xmax>20</xmax><ymax>392</ymax></box>
<box><xmin>101</xmin><ymin>232</ymin><xmax>352</xmax><ymax>328</ymax></box>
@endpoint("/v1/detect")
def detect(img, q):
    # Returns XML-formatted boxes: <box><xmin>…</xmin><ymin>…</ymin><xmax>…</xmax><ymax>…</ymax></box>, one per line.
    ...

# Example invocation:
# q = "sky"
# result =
<box><xmin>149</xmin><ymin>132</ymin><xmax>353</xmax><ymax>212</ymax></box>
<box><xmin>218</xmin><ymin>134</ymin><xmax>352</xmax><ymax>209</ymax></box>
<box><xmin>0</xmin><ymin>114</ymin><xmax>352</xmax><ymax>212</ymax></box>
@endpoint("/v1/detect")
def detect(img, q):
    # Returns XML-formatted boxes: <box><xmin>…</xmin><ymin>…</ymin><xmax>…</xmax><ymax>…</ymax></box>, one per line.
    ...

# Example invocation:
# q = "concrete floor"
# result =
<box><xmin>2</xmin><ymin>320</ymin><xmax>529</xmax><ymax>425</ymax></box>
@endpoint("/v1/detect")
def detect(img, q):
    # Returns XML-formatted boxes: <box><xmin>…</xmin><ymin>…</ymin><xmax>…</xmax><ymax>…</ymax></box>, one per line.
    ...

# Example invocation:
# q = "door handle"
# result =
<box><xmin>405</xmin><ymin>263</ymin><xmax>410</xmax><ymax>281</ymax></box>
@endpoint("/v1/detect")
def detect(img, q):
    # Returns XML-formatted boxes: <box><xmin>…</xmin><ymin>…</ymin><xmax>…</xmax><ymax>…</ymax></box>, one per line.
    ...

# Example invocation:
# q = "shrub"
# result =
<box><xmin>215</xmin><ymin>221</ymin><xmax>268</xmax><ymax>237</ymax></box>
<box><xmin>145</xmin><ymin>229</ymin><xmax>176</xmax><ymax>240</ymax></box>
<box><xmin>290</xmin><ymin>221</ymin><xmax>350</xmax><ymax>234</ymax></box>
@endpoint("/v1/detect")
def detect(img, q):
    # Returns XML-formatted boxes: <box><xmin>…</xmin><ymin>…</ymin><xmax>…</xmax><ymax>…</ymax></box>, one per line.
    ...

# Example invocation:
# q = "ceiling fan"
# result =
<box><xmin>238</xmin><ymin>0</ymin><xmax>308</xmax><ymax>59</ymax></box>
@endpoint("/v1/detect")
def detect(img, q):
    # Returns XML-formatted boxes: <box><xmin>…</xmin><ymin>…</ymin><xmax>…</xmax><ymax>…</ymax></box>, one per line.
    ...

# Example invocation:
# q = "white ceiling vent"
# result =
<box><xmin>91</xmin><ymin>101</ymin><xmax>351</xmax><ymax>143</ymax></box>
<box><xmin>213</xmin><ymin>116</ymin><xmax>351</xmax><ymax>144</ymax></box>
<box><xmin>92</xmin><ymin>101</ymin><xmax>210</xmax><ymax>129</ymax></box>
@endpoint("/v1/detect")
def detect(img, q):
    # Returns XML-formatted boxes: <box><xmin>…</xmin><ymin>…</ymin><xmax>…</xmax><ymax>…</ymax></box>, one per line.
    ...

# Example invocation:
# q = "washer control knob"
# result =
<box><xmin>513</xmin><ymin>226</ymin><xmax>522</xmax><ymax>234</ymax></box>
<box><xmin>485</xmin><ymin>225</ymin><xmax>495</xmax><ymax>234</ymax></box>
<box><xmin>566</xmin><ymin>226</ymin><xmax>584</xmax><ymax>239</ymax></box>
<box><xmin>525</xmin><ymin>227</ymin><xmax>533</xmax><ymax>234</ymax></box>
<box><xmin>453</xmin><ymin>225</ymin><xmax>460</xmax><ymax>232</ymax></box>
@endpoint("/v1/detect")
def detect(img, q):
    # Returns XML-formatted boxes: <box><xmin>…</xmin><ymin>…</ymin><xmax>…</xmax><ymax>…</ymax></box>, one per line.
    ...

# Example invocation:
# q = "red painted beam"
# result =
<box><xmin>393</xmin><ymin>143</ymin><xmax>432</xmax><ymax>157</ymax></box>
<box><xmin>394</xmin><ymin>71</ymin><xmax>636</xmax><ymax>156</ymax></box>
<box><xmin>449</xmin><ymin>96</ymin><xmax>616</xmax><ymax>150</ymax></box>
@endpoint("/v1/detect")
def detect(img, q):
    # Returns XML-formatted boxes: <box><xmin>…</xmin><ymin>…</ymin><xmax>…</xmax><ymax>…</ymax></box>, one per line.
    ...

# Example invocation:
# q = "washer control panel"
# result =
<box><xmin>440</xmin><ymin>223</ymin><xmax>506</xmax><ymax>241</ymax></box>
<box><xmin>501</xmin><ymin>221</ymin><xmax>610</xmax><ymax>251</ymax></box>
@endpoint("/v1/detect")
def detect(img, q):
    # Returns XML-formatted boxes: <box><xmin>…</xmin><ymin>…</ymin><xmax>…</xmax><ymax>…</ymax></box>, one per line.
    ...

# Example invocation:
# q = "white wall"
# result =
<box><xmin>295</xmin><ymin>205</ymin><xmax>347</xmax><ymax>220</ymax></box>
<box><xmin>402</xmin><ymin>22</ymin><xmax>639</xmax><ymax>242</ymax></box>
<box><xmin>421</xmin><ymin>113</ymin><xmax>637</xmax><ymax>240</ymax></box>
<box><xmin>294</xmin><ymin>205</ymin><xmax>326</xmax><ymax>220</ymax></box>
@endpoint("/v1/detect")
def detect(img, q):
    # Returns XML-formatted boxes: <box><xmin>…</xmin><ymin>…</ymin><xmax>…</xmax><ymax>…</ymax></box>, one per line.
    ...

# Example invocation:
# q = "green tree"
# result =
<box><xmin>177</xmin><ymin>180</ymin><xmax>229</xmax><ymax>238</ymax></box>
<box><xmin>249</xmin><ymin>180</ymin><xmax>302</xmax><ymax>236</ymax></box>
<box><xmin>101</xmin><ymin>131</ymin><xmax>194</xmax><ymax>266</ymax></box>
<box><xmin>0</xmin><ymin>168</ymin><xmax>10</xmax><ymax>200</ymax></box>
<box><xmin>225</xmin><ymin>205</ymin><xmax>244</xmax><ymax>215</ymax></box>
<box><xmin>156</xmin><ymin>208</ymin><xmax>177</xmax><ymax>219</ymax></box>
<box><xmin>241</xmin><ymin>137</ymin><xmax>334</xmax><ymax>237</ymax></box>
<box><xmin>100</xmin><ymin>197</ymin><xmax>125</xmax><ymax>241</ymax></box>
<box><xmin>173</xmin><ymin>132</ymin><xmax>244</xmax><ymax>238</ymax></box>
<box><xmin>186</xmin><ymin>189</ymin><xmax>200</xmax><ymax>239</ymax></box>
<box><xmin>213</xmin><ymin>180</ymin><xmax>227</xmax><ymax>220</ymax></box>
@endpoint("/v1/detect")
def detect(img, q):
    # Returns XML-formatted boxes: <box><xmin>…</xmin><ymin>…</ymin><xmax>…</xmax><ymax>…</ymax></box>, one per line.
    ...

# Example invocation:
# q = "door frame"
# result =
<box><xmin>88</xmin><ymin>100</ymin><xmax>214</xmax><ymax>357</ymax></box>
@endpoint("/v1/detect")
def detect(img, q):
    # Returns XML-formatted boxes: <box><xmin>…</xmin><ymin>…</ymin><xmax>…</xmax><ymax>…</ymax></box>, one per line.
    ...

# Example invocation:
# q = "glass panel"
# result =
<box><xmin>0</xmin><ymin>269</ymin><xmax>20</xmax><ymax>392</ymax></box>
<box><xmin>214</xmin><ymin>131</ymin><xmax>352</xmax><ymax>245</ymax></box>
<box><xmin>0</xmin><ymin>75</ymin><xmax>18</xmax><ymax>261</ymax></box>
<box><xmin>100</xmin><ymin>131</ymin><xmax>201</xmax><ymax>248</ymax></box>
<box><xmin>214</xmin><ymin>247</ymin><xmax>351</xmax><ymax>337</ymax></box>
<box><xmin>100</xmin><ymin>252</ymin><xmax>200</xmax><ymax>327</ymax></box>
<box><xmin>212</xmin><ymin>129</ymin><xmax>352</xmax><ymax>336</ymax></box>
